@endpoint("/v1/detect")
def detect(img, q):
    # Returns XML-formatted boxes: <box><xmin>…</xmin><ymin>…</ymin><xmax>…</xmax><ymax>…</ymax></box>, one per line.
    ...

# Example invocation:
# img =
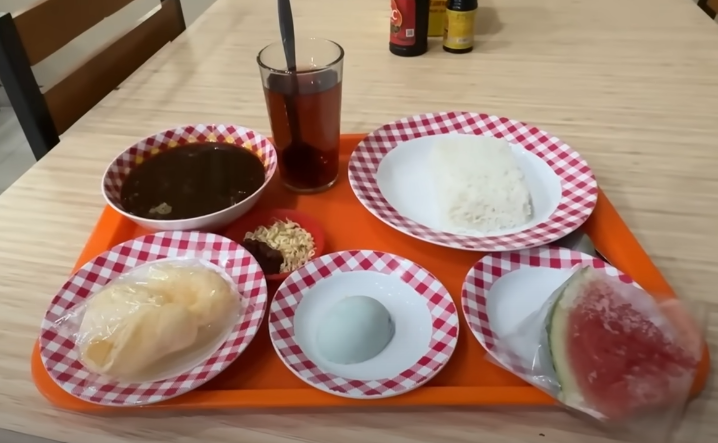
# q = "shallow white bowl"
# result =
<box><xmin>101</xmin><ymin>124</ymin><xmax>278</xmax><ymax>232</ymax></box>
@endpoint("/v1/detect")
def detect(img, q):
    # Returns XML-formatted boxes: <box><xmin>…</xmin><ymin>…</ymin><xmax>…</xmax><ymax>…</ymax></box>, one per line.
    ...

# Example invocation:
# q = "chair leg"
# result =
<box><xmin>0</xmin><ymin>13</ymin><xmax>58</xmax><ymax>161</ymax></box>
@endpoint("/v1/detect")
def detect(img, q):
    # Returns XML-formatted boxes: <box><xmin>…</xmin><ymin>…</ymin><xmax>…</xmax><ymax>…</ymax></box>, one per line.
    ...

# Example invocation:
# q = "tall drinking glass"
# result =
<box><xmin>257</xmin><ymin>38</ymin><xmax>344</xmax><ymax>193</ymax></box>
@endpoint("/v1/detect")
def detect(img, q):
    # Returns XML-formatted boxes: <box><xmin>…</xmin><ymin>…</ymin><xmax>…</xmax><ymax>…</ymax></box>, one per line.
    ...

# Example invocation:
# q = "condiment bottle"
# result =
<box><xmin>428</xmin><ymin>0</ymin><xmax>447</xmax><ymax>37</ymax></box>
<box><xmin>443</xmin><ymin>0</ymin><xmax>478</xmax><ymax>54</ymax></box>
<box><xmin>389</xmin><ymin>0</ymin><xmax>430</xmax><ymax>57</ymax></box>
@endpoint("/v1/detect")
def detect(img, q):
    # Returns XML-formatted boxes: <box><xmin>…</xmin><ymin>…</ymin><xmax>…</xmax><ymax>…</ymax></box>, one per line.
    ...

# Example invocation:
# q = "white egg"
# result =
<box><xmin>315</xmin><ymin>296</ymin><xmax>395</xmax><ymax>365</ymax></box>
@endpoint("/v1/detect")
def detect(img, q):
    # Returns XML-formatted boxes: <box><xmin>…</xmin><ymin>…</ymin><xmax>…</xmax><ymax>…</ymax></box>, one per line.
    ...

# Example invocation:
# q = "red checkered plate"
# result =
<box><xmin>38</xmin><ymin>231</ymin><xmax>268</xmax><ymax>407</ymax></box>
<box><xmin>348</xmin><ymin>112</ymin><xmax>598</xmax><ymax>251</ymax></box>
<box><xmin>269</xmin><ymin>250</ymin><xmax>459</xmax><ymax>399</ymax></box>
<box><xmin>461</xmin><ymin>245</ymin><xmax>636</xmax><ymax>377</ymax></box>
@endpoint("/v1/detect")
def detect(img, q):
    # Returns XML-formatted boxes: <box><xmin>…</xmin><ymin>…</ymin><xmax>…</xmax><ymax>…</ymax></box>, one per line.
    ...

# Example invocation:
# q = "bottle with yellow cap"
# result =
<box><xmin>443</xmin><ymin>0</ymin><xmax>478</xmax><ymax>54</ymax></box>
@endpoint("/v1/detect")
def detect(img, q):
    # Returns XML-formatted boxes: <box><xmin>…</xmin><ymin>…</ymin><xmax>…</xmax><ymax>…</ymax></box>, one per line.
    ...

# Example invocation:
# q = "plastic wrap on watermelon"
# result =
<box><xmin>486</xmin><ymin>266</ymin><xmax>707</xmax><ymax>442</ymax></box>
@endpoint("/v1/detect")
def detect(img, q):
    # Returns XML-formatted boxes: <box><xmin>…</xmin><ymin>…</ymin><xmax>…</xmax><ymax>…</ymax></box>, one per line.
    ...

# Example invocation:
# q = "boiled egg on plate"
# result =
<box><xmin>316</xmin><ymin>295</ymin><xmax>395</xmax><ymax>365</ymax></box>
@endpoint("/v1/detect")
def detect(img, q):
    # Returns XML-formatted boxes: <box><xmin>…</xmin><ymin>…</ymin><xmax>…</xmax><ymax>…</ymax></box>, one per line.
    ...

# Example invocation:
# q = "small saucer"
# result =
<box><xmin>268</xmin><ymin>249</ymin><xmax>459</xmax><ymax>399</ymax></box>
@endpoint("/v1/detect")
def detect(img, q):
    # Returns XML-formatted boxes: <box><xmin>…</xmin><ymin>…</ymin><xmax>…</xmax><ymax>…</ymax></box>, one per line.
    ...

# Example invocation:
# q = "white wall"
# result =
<box><xmin>0</xmin><ymin>0</ymin><xmax>217</xmax><ymax>107</ymax></box>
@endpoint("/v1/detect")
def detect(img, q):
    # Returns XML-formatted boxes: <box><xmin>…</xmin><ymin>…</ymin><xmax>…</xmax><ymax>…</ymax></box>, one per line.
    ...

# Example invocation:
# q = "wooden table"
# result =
<box><xmin>1</xmin><ymin>0</ymin><xmax>718</xmax><ymax>441</ymax></box>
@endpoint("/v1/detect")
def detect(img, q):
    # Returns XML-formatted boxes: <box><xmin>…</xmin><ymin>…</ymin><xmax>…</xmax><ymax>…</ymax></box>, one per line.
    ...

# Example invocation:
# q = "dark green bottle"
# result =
<box><xmin>443</xmin><ymin>0</ymin><xmax>478</xmax><ymax>54</ymax></box>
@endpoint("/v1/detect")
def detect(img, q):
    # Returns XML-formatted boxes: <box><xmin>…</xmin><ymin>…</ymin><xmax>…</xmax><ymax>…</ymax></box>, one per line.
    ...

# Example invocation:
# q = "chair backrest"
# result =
<box><xmin>0</xmin><ymin>0</ymin><xmax>186</xmax><ymax>160</ymax></box>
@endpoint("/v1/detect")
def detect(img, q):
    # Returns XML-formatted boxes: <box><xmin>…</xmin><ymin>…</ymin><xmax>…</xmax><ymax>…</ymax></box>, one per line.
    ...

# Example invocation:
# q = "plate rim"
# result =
<box><xmin>268</xmin><ymin>249</ymin><xmax>460</xmax><ymax>399</ymax></box>
<box><xmin>348</xmin><ymin>111</ymin><xmax>599</xmax><ymax>252</ymax></box>
<box><xmin>38</xmin><ymin>231</ymin><xmax>268</xmax><ymax>407</ymax></box>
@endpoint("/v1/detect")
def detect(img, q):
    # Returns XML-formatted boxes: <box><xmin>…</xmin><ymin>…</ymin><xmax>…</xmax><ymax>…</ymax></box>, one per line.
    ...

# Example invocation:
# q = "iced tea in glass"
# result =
<box><xmin>257</xmin><ymin>38</ymin><xmax>344</xmax><ymax>193</ymax></box>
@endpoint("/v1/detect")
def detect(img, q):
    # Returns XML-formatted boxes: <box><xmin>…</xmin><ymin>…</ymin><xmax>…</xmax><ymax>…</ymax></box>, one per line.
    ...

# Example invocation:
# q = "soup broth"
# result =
<box><xmin>120</xmin><ymin>143</ymin><xmax>265</xmax><ymax>220</ymax></box>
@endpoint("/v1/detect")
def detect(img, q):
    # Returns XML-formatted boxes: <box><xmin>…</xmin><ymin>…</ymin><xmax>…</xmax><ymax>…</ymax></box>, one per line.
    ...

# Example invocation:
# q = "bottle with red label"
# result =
<box><xmin>389</xmin><ymin>0</ymin><xmax>430</xmax><ymax>57</ymax></box>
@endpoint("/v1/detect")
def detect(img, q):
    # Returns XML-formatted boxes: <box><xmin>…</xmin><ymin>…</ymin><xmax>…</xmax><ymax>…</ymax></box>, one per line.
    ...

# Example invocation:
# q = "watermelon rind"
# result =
<box><xmin>545</xmin><ymin>266</ymin><xmax>596</xmax><ymax>412</ymax></box>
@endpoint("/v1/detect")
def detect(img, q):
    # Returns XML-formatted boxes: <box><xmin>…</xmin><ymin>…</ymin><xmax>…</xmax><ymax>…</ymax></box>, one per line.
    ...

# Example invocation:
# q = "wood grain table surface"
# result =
<box><xmin>1</xmin><ymin>0</ymin><xmax>718</xmax><ymax>441</ymax></box>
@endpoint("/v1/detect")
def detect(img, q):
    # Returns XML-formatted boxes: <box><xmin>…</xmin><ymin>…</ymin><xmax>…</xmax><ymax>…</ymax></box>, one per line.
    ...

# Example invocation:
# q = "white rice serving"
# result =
<box><xmin>430</xmin><ymin>136</ymin><xmax>533</xmax><ymax>233</ymax></box>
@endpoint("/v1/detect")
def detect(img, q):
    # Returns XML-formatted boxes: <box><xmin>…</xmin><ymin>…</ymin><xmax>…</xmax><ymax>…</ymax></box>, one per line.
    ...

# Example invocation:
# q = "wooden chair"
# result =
<box><xmin>0</xmin><ymin>0</ymin><xmax>186</xmax><ymax>160</ymax></box>
<box><xmin>698</xmin><ymin>0</ymin><xmax>718</xmax><ymax>19</ymax></box>
<box><xmin>706</xmin><ymin>0</ymin><xmax>718</xmax><ymax>17</ymax></box>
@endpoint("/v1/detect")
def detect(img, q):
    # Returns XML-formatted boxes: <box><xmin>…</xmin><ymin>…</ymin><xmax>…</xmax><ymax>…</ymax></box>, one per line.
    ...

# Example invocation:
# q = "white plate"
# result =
<box><xmin>269</xmin><ymin>250</ymin><xmax>459</xmax><ymax>399</ymax></box>
<box><xmin>349</xmin><ymin>112</ymin><xmax>598</xmax><ymax>251</ymax></box>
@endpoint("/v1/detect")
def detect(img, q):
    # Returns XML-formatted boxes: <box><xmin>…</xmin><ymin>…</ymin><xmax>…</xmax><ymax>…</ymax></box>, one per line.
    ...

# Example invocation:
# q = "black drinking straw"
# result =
<box><xmin>277</xmin><ymin>0</ymin><xmax>302</xmax><ymax>147</ymax></box>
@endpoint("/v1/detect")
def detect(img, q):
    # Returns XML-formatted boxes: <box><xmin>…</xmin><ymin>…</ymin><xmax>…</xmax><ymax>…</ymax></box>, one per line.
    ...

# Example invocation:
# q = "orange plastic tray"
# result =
<box><xmin>31</xmin><ymin>134</ymin><xmax>710</xmax><ymax>412</ymax></box>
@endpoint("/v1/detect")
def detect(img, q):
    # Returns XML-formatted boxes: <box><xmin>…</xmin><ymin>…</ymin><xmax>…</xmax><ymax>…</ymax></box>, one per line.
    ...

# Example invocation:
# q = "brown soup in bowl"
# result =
<box><xmin>120</xmin><ymin>143</ymin><xmax>265</xmax><ymax>220</ymax></box>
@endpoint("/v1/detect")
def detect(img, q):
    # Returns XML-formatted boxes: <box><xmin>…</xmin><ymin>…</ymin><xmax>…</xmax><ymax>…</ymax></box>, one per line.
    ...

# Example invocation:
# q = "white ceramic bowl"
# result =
<box><xmin>101</xmin><ymin>124</ymin><xmax>278</xmax><ymax>232</ymax></box>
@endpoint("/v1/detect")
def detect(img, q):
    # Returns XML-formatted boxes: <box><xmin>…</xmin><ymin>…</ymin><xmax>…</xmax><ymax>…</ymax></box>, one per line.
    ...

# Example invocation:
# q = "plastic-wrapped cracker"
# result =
<box><xmin>51</xmin><ymin>258</ymin><xmax>240</xmax><ymax>384</ymax></box>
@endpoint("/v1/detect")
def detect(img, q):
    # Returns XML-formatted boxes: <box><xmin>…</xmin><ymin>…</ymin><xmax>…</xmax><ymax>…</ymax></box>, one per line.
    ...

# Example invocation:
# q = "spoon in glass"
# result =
<box><xmin>277</xmin><ymin>0</ymin><xmax>303</xmax><ymax>149</ymax></box>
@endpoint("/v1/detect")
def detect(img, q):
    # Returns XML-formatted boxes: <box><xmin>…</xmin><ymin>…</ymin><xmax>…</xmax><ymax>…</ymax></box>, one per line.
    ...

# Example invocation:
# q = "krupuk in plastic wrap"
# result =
<box><xmin>53</xmin><ymin>259</ymin><xmax>241</xmax><ymax>383</ymax></box>
<box><xmin>489</xmin><ymin>266</ymin><xmax>705</xmax><ymax>442</ymax></box>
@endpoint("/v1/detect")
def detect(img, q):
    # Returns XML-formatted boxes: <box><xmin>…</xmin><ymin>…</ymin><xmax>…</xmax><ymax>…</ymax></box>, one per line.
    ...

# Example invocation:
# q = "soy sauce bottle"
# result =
<box><xmin>389</xmin><ymin>0</ymin><xmax>431</xmax><ymax>57</ymax></box>
<box><xmin>443</xmin><ymin>0</ymin><xmax>478</xmax><ymax>54</ymax></box>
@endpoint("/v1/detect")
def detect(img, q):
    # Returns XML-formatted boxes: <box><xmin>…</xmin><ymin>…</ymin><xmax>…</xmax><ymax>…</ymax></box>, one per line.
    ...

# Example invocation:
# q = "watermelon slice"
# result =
<box><xmin>546</xmin><ymin>267</ymin><xmax>701</xmax><ymax>420</ymax></box>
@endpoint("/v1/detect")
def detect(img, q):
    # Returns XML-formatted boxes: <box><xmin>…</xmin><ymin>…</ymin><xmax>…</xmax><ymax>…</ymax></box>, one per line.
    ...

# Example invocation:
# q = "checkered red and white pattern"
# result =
<box><xmin>348</xmin><ymin>112</ymin><xmax>598</xmax><ymax>251</ymax></box>
<box><xmin>461</xmin><ymin>245</ymin><xmax>635</xmax><ymax>376</ymax></box>
<box><xmin>269</xmin><ymin>250</ymin><xmax>459</xmax><ymax>399</ymax></box>
<box><xmin>38</xmin><ymin>231</ymin><xmax>268</xmax><ymax>407</ymax></box>
<box><xmin>102</xmin><ymin>124</ymin><xmax>278</xmax><ymax>208</ymax></box>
